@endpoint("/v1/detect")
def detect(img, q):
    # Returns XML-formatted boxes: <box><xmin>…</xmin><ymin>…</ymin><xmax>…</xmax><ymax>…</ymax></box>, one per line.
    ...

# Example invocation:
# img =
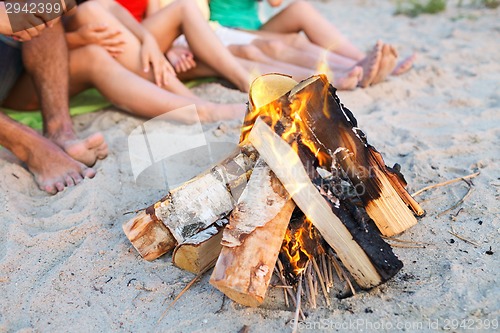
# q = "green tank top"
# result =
<box><xmin>209</xmin><ymin>0</ymin><xmax>262</xmax><ymax>30</ymax></box>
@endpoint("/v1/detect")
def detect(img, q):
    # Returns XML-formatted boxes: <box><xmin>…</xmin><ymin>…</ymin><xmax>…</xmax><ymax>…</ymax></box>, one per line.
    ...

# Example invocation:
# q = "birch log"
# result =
<box><xmin>210</xmin><ymin>159</ymin><xmax>296</xmax><ymax>307</ymax></box>
<box><xmin>123</xmin><ymin>145</ymin><xmax>258</xmax><ymax>260</ymax></box>
<box><xmin>249</xmin><ymin>118</ymin><xmax>403</xmax><ymax>289</ymax></box>
<box><xmin>172</xmin><ymin>218</ymin><xmax>227</xmax><ymax>274</ymax></box>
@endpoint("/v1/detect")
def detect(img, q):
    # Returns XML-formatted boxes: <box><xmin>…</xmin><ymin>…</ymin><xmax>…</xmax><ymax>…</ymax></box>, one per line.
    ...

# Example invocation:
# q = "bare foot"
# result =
<box><xmin>392</xmin><ymin>53</ymin><xmax>416</xmax><ymax>76</ymax></box>
<box><xmin>200</xmin><ymin>103</ymin><xmax>246</xmax><ymax>122</ymax></box>
<box><xmin>27</xmin><ymin>138</ymin><xmax>96</xmax><ymax>194</ymax></box>
<box><xmin>218</xmin><ymin>103</ymin><xmax>246</xmax><ymax>121</ymax></box>
<box><xmin>371</xmin><ymin>44</ymin><xmax>398</xmax><ymax>85</ymax></box>
<box><xmin>357</xmin><ymin>41</ymin><xmax>383</xmax><ymax>88</ymax></box>
<box><xmin>334</xmin><ymin>66</ymin><xmax>363</xmax><ymax>90</ymax></box>
<box><xmin>51</xmin><ymin>132</ymin><xmax>108</xmax><ymax>167</ymax></box>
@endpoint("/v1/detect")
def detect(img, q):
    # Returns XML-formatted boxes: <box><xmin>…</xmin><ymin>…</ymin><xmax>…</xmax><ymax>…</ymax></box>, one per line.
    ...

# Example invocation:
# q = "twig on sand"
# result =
<box><xmin>388</xmin><ymin>243</ymin><xmax>427</xmax><ymax>249</ymax></box>
<box><xmin>437</xmin><ymin>183</ymin><xmax>474</xmax><ymax>218</ymax></box>
<box><xmin>274</xmin><ymin>260</ymin><xmax>305</xmax><ymax>320</ymax></box>
<box><xmin>312</xmin><ymin>257</ymin><xmax>330</xmax><ymax>307</ymax></box>
<box><xmin>448</xmin><ymin>230</ymin><xmax>479</xmax><ymax>246</ymax></box>
<box><xmin>381</xmin><ymin>236</ymin><xmax>430</xmax><ymax>246</ymax></box>
<box><xmin>123</xmin><ymin>209</ymin><xmax>144</xmax><ymax>216</ymax></box>
<box><xmin>292</xmin><ymin>273</ymin><xmax>303</xmax><ymax>333</ymax></box>
<box><xmin>276</xmin><ymin>259</ymin><xmax>290</xmax><ymax>307</ymax></box>
<box><xmin>158</xmin><ymin>258</ymin><xmax>216</xmax><ymax>322</ymax></box>
<box><xmin>412</xmin><ymin>171</ymin><xmax>480</xmax><ymax>197</ymax></box>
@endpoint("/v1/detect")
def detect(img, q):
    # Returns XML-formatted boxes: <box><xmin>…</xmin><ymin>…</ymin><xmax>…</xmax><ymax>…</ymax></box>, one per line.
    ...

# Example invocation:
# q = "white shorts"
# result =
<box><xmin>173</xmin><ymin>26</ymin><xmax>258</xmax><ymax>48</ymax></box>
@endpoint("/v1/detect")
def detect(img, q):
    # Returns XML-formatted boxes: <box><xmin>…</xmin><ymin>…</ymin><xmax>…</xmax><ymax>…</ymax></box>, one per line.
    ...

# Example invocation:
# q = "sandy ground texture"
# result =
<box><xmin>1</xmin><ymin>0</ymin><xmax>499</xmax><ymax>332</ymax></box>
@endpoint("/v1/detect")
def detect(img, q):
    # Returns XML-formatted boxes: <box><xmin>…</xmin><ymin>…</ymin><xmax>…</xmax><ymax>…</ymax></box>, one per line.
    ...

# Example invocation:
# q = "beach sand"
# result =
<box><xmin>0</xmin><ymin>1</ymin><xmax>498</xmax><ymax>332</ymax></box>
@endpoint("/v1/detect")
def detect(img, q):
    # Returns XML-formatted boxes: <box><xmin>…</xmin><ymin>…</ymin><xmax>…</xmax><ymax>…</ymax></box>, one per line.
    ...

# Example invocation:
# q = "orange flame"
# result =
<box><xmin>281</xmin><ymin>218</ymin><xmax>323</xmax><ymax>276</ymax></box>
<box><xmin>241</xmin><ymin>78</ymin><xmax>330</xmax><ymax>167</ymax></box>
<box><xmin>242</xmin><ymin>75</ymin><xmax>333</xmax><ymax>275</ymax></box>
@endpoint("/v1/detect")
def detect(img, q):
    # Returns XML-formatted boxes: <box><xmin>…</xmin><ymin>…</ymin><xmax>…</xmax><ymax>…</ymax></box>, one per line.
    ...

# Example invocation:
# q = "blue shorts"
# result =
<box><xmin>0</xmin><ymin>36</ymin><xmax>23</xmax><ymax>104</ymax></box>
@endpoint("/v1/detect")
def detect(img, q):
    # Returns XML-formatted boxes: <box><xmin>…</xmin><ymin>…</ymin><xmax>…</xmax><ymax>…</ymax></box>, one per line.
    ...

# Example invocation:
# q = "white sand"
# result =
<box><xmin>1</xmin><ymin>1</ymin><xmax>499</xmax><ymax>332</ymax></box>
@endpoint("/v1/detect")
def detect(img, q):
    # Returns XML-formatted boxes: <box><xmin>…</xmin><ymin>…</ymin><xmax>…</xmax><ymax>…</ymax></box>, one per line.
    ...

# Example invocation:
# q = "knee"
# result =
<box><xmin>239</xmin><ymin>45</ymin><xmax>263</xmax><ymax>60</ymax></box>
<box><xmin>176</xmin><ymin>0</ymin><xmax>198</xmax><ymax>14</ymax></box>
<box><xmin>75</xmin><ymin>1</ymin><xmax>106</xmax><ymax>18</ymax></box>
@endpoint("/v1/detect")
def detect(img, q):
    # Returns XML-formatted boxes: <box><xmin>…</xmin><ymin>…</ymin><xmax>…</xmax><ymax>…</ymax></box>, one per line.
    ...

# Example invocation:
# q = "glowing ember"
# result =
<box><xmin>280</xmin><ymin>214</ymin><xmax>324</xmax><ymax>276</ymax></box>
<box><xmin>242</xmin><ymin>75</ymin><xmax>335</xmax><ymax>277</ymax></box>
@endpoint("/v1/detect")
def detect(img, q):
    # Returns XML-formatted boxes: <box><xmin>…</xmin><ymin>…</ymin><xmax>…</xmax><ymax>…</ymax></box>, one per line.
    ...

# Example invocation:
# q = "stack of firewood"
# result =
<box><xmin>123</xmin><ymin>74</ymin><xmax>424</xmax><ymax>308</ymax></box>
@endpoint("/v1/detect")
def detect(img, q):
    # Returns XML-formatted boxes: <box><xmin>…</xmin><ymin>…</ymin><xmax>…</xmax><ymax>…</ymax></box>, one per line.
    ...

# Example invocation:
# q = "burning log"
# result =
<box><xmin>172</xmin><ymin>219</ymin><xmax>227</xmax><ymax>274</ymax></box>
<box><xmin>249</xmin><ymin>118</ymin><xmax>402</xmax><ymax>289</ymax></box>
<box><xmin>210</xmin><ymin>159</ymin><xmax>296</xmax><ymax>307</ymax></box>
<box><xmin>122</xmin><ymin>73</ymin><xmax>423</xmax><ymax>310</ymax></box>
<box><xmin>123</xmin><ymin>145</ymin><xmax>258</xmax><ymax>260</ymax></box>
<box><xmin>243</xmin><ymin>74</ymin><xmax>423</xmax><ymax>236</ymax></box>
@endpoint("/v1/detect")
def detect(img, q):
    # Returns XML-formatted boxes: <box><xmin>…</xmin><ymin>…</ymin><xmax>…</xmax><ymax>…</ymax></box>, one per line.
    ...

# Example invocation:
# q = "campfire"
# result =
<box><xmin>123</xmin><ymin>74</ymin><xmax>424</xmax><ymax>310</ymax></box>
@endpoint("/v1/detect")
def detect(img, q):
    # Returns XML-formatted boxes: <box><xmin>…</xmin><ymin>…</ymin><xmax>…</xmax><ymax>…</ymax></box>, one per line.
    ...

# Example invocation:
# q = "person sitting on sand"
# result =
<box><xmin>6</xmin><ymin>0</ymin><xmax>247</xmax><ymax>128</ymax></box>
<box><xmin>153</xmin><ymin>0</ymin><xmax>406</xmax><ymax>89</ymax></box>
<box><xmin>208</xmin><ymin>0</ymin><xmax>416</xmax><ymax>87</ymax></box>
<box><xmin>76</xmin><ymin>0</ymin><xmax>331</xmax><ymax>90</ymax></box>
<box><xmin>151</xmin><ymin>0</ymin><xmax>362</xmax><ymax>89</ymax></box>
<box><xmin>0</xmin><ymin>3</ymin><xmax>108</xmax><ymax>195</ymax></box>
<box><xmin>69</xmin><ymin>0</ymin><xmax>251</xmax><ymax>92</ymax></box>
<box><xmin>121</xmin><ymin>0</ymin><xmax>362</xmax><ymax>89</ymax></box>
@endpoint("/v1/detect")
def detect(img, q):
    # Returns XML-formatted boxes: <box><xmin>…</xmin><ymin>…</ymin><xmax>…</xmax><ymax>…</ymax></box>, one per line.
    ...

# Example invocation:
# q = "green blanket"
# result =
<box><xmin>5</xmin><ymin>89</ymin><xmax>110</xmax><ymax>130</ymax></box>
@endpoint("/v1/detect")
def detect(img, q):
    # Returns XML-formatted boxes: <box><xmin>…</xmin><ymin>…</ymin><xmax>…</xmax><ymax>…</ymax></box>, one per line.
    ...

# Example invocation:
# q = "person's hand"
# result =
<box><xmin>1</xmin><ymin>0</ymin><xmax>74</xmax><ymax>41</ymax></box>
<box><xmin>76</xmin><ymin>23</ymin><xmax>125</xmax><ymax>57</ymax></box>
<box><xmin>166</xmin><ymin>46</ymin><xmax>196</xmax><ymax>73</ymax></box>
<box><xmin>9</xmin><ymin>17</ymin><xmax>60</xmax><ymax>42</ymax></box>
<box><xmin>141</xmin><ymin>33</ymin><xmax>176</xmax><ymax>87</ymax></box>
<box><xmin>10</xmin><ymin>26</ymin><xmax>46</xmax><ymax>41</ymax></box>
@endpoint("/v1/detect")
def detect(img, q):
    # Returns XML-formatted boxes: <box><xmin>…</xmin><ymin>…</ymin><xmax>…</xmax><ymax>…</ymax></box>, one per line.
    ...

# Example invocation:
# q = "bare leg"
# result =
<box><xmin>259</xmin><ymin>1</ymin><xmax>365</xmax><ymax>61</ymax></box>
<box><xmin>0</xmin><ymin>112</ymin><xmax>96</xmax><ymax>194</ymax></box>
<box><xmin>142</xmin><ymin>0</ymin><xmax>251</xmax><ymax>91</ymax></box>
<box><xmin>248</xmin><ymin>30</ymin><xmax>410</xmax><ymax>85</ymax></box>
<box><xmin>248</xmin><ymin>31</ymin><xmax>358</xmax><ymax>69</ymax></box>
<box><xmin>21</xmin><ymin>22</ymin><xmax>108</xmax><ymax>166</ymax></box>
<box><xmin>229</xmin><ymin>44</ymin><xmax>361</xmax><ymax>90</ymax></box>
<box><xmin>66</xmin><ymin>1</ymin><xmax>199</xmax><ymax>100</ymax></box>
<box><xmin>7</xmin><ymin>45</ymin><xmax>245</xmax><ymax>124</ymax></box>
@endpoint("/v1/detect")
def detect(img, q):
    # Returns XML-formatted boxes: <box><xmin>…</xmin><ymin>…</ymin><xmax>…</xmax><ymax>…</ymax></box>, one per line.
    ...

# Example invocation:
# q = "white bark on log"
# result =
<box><xmin>154</xmin><ymin>145</ymin><xmax>257</xmax><ymax>243</ymax></box>
<box><xmin>123</xmin><ymin>145</ymin><xmax>258</xmax><ymax>260</ymax></box>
